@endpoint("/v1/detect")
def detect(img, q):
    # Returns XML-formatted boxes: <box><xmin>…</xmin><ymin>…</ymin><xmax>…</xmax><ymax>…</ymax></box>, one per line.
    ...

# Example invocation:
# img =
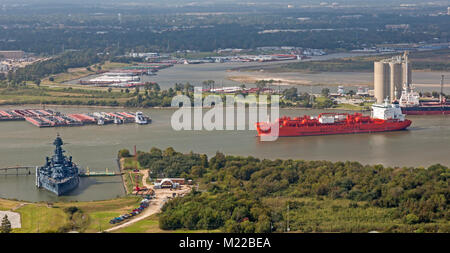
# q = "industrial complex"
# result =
<box><xmin>373</xmin><ymin>51</ymin><xmax>450</xmax><ymax>115</ymax></box>
<box><xmin>373</xmin><ymin>51</ymin><xmax>412</xmax><ymax>103</ymax></box>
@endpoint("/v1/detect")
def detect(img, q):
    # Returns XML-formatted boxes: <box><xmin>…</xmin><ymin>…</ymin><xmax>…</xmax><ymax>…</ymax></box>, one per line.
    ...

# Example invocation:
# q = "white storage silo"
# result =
<box><xmin>389</xmin><ymin>62</ymin><xmax>403</xmax><ymax>101</ymax></box>
<box><xmin>374</xmin><ymin>61</ymin><xmax>390</xmax><ymax>103</ymax></box>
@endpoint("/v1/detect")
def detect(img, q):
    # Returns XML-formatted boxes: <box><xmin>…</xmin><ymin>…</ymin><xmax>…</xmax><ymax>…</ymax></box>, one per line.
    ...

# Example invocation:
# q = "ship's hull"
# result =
<box><xmin>37</xmin><ymin>175</ymin><xmax>79</xmax><ymax>196</ymax></box>
<box><xmin>257</xmin><ymin>120</ymin><xmax>411</xmax><ymax>137</ymax></box>
<box><xmin>401</xmin><ymin>106</ymin><xmax>450</xmax><ymax>115</ymax></box>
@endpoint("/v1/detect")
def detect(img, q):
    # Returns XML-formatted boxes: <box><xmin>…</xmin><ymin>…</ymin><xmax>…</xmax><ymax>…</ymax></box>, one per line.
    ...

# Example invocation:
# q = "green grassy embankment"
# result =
<box><xmin>0</xmin><ymin>197</ymin><xmax>142</xmax><ymax>233</ymax></box>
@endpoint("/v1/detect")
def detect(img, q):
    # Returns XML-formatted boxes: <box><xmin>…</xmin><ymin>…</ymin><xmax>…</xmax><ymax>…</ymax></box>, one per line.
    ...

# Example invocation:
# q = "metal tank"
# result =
<box><xmin>402</xmin><ymin>61</ymin><xmax>412</xmax><ymax>89</ymax></box>
<box><xmin>374</xmin><ymin>61</ymin><xmax>389</xmax><ymax>103</ymax></box>
<box><xmin>389</xmin><ymin>62</ymin><xmax>403</xmax><ymax>101</ymax></box>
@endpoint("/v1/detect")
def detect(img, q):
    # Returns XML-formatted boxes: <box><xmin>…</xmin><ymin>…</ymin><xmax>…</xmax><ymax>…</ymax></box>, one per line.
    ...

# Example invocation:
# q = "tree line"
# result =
<box><xmin>119</xmin><ymin>147</ymin><xmax>449</xmax><ymax>233</ymax></box>
<box><xmin>7</xmin><ymin>49</ymin><xmax>104</xmax><ymax>85</ymax></box>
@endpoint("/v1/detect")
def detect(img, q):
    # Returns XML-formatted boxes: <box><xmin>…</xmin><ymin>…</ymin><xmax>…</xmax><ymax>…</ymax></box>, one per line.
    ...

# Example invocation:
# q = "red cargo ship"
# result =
<box><xmin>256</xmin><ymin>101</ymin><xmax>412</xmax><ymax>137</ymax></box>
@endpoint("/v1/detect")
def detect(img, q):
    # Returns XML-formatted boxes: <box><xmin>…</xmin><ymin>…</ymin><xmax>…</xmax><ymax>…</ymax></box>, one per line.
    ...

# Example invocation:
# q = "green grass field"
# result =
<box><xmin>59</xmin><ymin>197</ymin><xmax>142</xmax><ymax>232</ymax></box>
<box><xmin>122</xmin><ymin>158</ymin><xmax>142</xmax><ymax>170</ymax></box>
<box><xmin>0</xmin><ymin>197</ymin><xmax>142</xmax><ymax>233</ymax></box>
<box><xmin>0</xmin><ymin>199</ymin><xmax>22</xmax><ymax>211</ymax></box>
<box><xmin>14</xmin><ymin>204</ymin><xmax>69</xmax><ymax>233</ymax></box>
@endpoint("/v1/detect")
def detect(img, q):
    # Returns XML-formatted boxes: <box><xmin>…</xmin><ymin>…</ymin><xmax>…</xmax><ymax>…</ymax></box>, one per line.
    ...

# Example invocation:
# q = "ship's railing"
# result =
<box><xmin>317</xmin><ymin>112</ymin><xmax>351</xmax><ymax>118</ymax></box>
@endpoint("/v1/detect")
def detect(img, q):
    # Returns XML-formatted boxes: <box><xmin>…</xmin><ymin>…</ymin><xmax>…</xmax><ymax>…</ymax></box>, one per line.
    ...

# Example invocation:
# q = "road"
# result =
<box><xmin>104</xmin><ymin>172</ymin><xmax>191</xmax><ymax>233</ymax></box>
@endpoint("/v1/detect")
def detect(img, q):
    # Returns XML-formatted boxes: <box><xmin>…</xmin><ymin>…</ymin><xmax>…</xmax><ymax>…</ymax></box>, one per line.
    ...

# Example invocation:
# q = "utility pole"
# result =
<box><xmin>286</xmin><ymin>203</ymin><xmax>290</xmax><ymax>232</ymax></box>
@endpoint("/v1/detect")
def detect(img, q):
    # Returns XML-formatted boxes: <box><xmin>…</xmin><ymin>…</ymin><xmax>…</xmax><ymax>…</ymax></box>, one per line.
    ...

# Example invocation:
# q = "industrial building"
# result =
<box><xmin>0</xmin><ymin>50</ymin><xmax>25</xmax><ymax>59</ymax></box>
<box><xmin>373</xmin><ymin>51</ymin><xmax>412</xmax><ymax>103</ymax></box>
<box><xmin>153</xmin><ymin>178</ymin><xmax>186</xmax><ymax>189</ymax></box>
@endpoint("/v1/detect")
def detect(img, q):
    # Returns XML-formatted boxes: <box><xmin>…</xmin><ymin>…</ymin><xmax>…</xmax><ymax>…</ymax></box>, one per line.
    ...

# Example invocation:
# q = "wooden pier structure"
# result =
<box><xmin>79</xmin><ymin>167</ymin><xmax>123</xmax><ymax>177</ymax></box>
<box><xmin>1</xmin><ymin>166</ymin><xmax>122</xmax><ymax>177</ymax></box>
<box><xmin>0</xmin><ymin>166</ymin><xmax>35</xmax><ymax>175</ymax></box>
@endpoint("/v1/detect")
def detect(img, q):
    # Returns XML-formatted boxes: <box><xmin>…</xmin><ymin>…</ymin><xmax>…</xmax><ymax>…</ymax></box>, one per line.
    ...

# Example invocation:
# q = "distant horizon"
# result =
<box><xmin>2</xmin><ymin>0</ymin><xmax>447</xmax><ymax>7</ymax></box>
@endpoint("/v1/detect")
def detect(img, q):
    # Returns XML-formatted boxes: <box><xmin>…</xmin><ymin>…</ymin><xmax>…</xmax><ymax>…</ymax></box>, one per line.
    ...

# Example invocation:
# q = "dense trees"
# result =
<box><xmin>124</xmin><ymin>83</ymin><xmax>174</xmax><ymax>108</ymax></box>
<box><xmin>281</xmin><ymin>87</ymin><xmax>334</xmax><ymax>108</ymax></box>
<box><xmin>1</xmin><ymin>7</ymin><xmax>448</xmax><ymax>55</ymax></box>
<box><xmin>321</xmin><ymin>88</ymin><xmax>330</xmax><ymax>97</ymax></box>
<box><xmin>137</xmin><ymin>148</ymin><xmax>205</xmax><ymax>178</ymax></box>
<box><xmin>131</xmin><ymin>147</ymin><xmax>449</xmax><ymax>232</ymax></box>
<box><xmin>8</xmin><ymin>49</ymin><xmax>104</xmax><ymax>85</ymax></box>
<box><xmin>118</xmin><ymin>149</ymin><xmax>131</xmax><ymax>158</ymax></box>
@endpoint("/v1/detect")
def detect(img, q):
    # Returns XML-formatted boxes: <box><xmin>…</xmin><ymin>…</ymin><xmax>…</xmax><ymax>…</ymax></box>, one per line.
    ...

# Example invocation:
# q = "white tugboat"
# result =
<box><xmin>135</xmin><ymin>111</ymin><xmax>150</xmax><ymax>124</ymax></box>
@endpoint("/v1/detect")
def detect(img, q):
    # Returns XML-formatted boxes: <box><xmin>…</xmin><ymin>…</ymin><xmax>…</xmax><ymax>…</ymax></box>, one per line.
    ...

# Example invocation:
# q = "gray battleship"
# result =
<box><xmin>36</xmin><ymin>135</ymin><xmax>79</xmax><ymax>196</ymax></box>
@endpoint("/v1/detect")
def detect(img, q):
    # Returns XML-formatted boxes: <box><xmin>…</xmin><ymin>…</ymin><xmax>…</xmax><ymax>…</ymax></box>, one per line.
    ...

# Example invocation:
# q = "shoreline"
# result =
<box><xmin>227</xmin><ymin>76</ymin><xmax>372</xmax><ymax>87</ymax></box>
<box><xmin>0</xmin><ymin>148</ymin><xmax>443</xmax><ymax>205</ymax></box>
<box><xmin>0</xmin><ymin>103</ymin><xmax>177</xmax><ymax>110</ymax></box>
<box><xmin>117</xmin><ymin>158</ymin><xmax>129</xmax><ymax>195</ymax></box>
<box><xmin>0</xmin><ymin>104</ymin><xmax>367</xmax><ymax>111</ymax></box>
<box><xmin>0</xmin><ymin>102</ymin><xmax>368</xmax><ymax>111</ymax></box>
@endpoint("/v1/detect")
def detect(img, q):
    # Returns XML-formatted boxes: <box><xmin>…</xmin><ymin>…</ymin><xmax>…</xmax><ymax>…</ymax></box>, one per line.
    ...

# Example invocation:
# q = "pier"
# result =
<box><xmin>79</xmin><ymin>167</ymin><xmax>123</xmax><ymax>177</ymax></box>
<box><xmin>1</xmin><ymin>166</ymin><xmax>122</xmax><ymax>177</ymax></box>
<box><xmin>0</xmin><ymin>166</ymin><xmax>35</xmax><ymax>175</ymax></box>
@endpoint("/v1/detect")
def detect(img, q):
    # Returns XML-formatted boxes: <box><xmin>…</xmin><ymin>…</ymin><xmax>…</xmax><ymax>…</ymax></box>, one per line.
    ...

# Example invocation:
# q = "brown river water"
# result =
<box><xmin>0</xmin><ymin>105</ymin><xmax>449</xmax><ymax>202</ymax></box>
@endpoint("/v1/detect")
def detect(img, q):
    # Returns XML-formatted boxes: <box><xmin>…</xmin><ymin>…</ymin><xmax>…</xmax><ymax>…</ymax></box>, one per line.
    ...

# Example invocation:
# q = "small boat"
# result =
<box><xmin>135</xmin><ymin>112</ymin><xmax>149</xmax><ymax>125</ymax></box>
<box><xmin>114</xmin><ymin>117</ymin><xmax>123</xmax><ymax>124</ymax></box>
<box><xmin>97</xmin><ymin>118</ymin><xmax>105</xmax><ymax>125</ymax></box>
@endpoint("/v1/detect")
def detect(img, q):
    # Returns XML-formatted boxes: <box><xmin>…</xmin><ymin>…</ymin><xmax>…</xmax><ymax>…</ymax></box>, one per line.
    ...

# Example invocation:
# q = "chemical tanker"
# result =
<box><xmin>256</xmin><ymin>100</ymin><xmax>411</xmax><ymax>137</ymax></box>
